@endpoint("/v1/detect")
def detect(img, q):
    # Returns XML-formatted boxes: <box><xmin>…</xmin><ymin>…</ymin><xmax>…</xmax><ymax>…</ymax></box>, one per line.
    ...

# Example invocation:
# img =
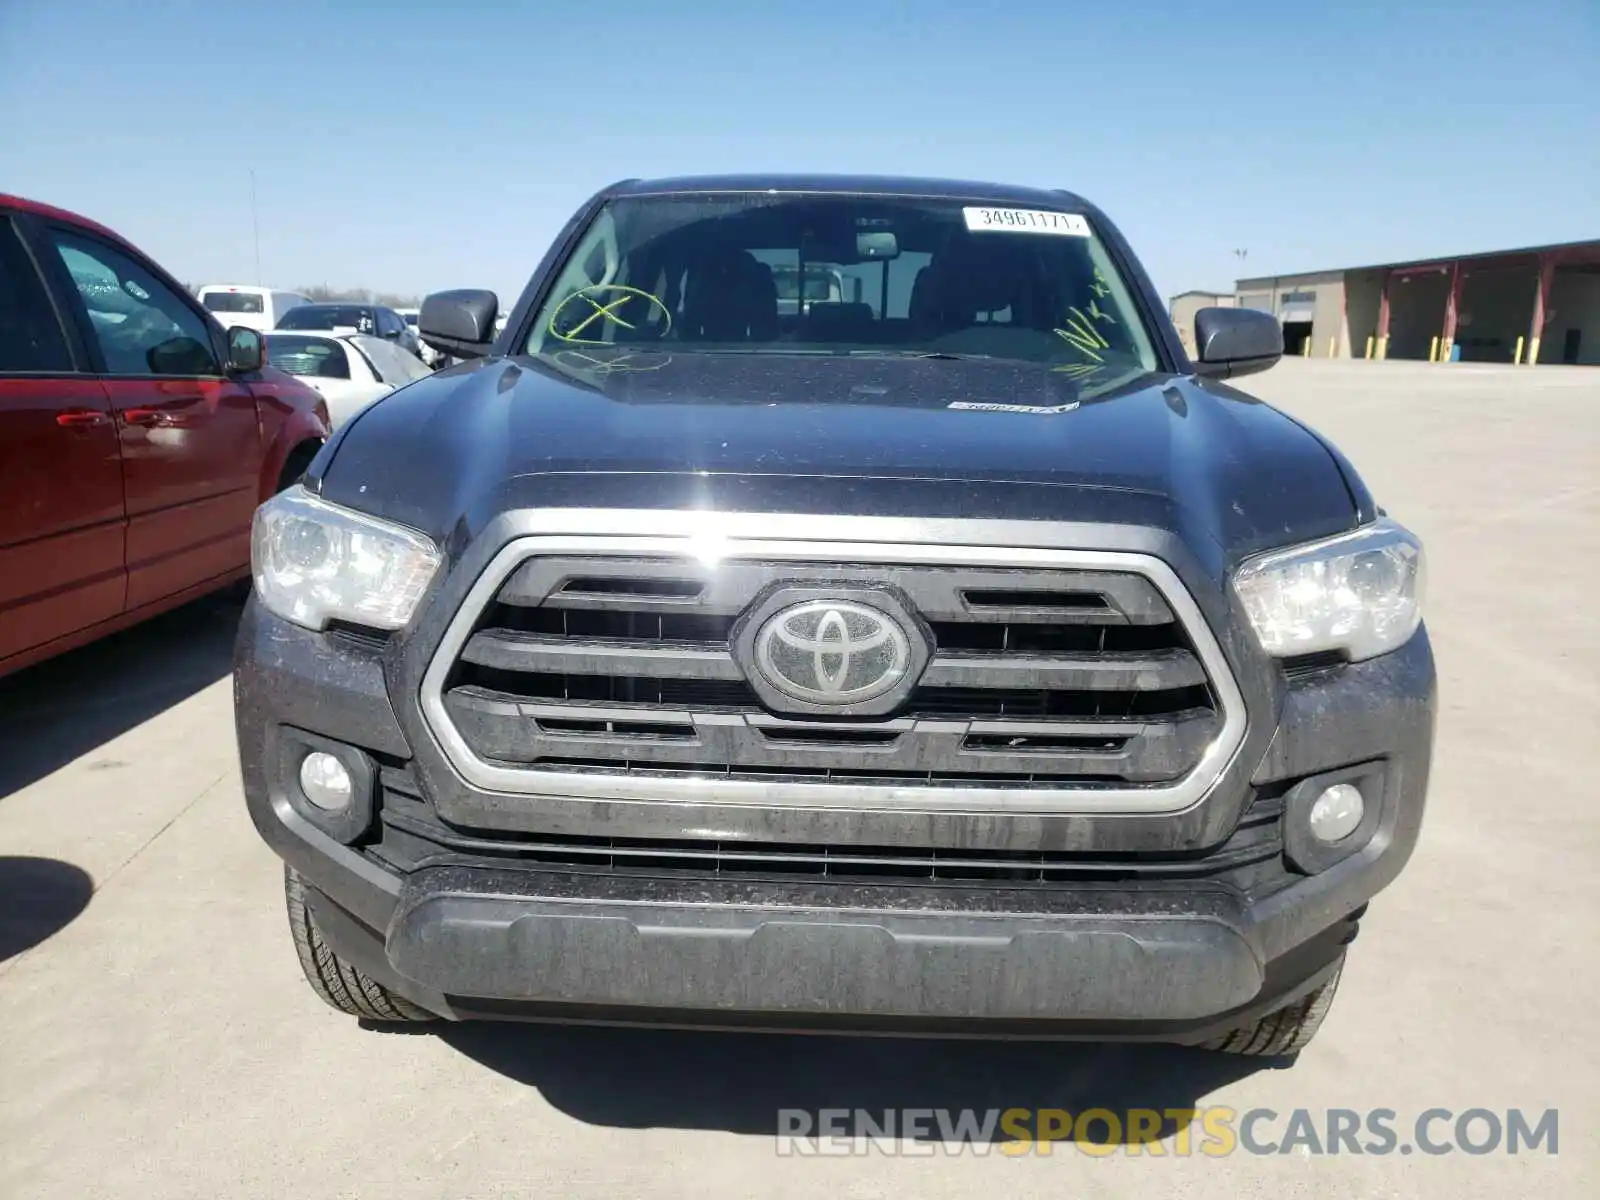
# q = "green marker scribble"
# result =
<box><xmin>1087</xmin><ymin>299</ymin><xmax>1116</xmax><ymax>325</ymax></box>
<box><xmin>1051</xmin><ymin>361</ymin><xmax>1102</xmax><ymax>378</ymax></box>
<box><xmin>1055</xmin><ymin>307</ymin><xmax>1110</xmax><ymax>363</ymax></box>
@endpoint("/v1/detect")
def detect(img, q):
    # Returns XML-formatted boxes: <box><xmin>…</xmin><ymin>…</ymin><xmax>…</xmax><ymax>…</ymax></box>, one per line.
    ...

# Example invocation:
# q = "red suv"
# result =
<box><xmin>0</xmin><ymin>194</ymin><xmax>330</xmax><ymax>678</ymax></box>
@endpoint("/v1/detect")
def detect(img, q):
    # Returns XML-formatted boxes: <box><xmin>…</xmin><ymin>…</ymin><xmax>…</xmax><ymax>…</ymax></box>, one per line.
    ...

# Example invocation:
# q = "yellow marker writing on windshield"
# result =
<box><xmin>1055</xmin><ymin>308</ymin><xmax>1110</xmax><ymax>362</ymax></box>
<box><xmin>548</xmin><ymin>284</ymin><xmax>672</xmax><ymax>345</ymax></box>
<box><xmin>1086</xmin><ymin>298</ymin><xmax>1116</xmax><ymax>325</ymax></box>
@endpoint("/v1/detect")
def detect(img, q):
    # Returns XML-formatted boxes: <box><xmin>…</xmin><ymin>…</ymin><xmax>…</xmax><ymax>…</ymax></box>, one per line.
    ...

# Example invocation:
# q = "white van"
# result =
<box><xmin>196</xmin><ymin>284</ymin><xmax>312</xmax><ymax>332</ymax></box>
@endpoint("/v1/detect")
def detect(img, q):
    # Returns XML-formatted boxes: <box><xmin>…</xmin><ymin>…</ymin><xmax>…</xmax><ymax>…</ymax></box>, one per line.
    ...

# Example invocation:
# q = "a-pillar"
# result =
<box><xmin>1527</xmin><ymin>255</ymin><xmax>1556</xmax><ymax>365</ymax></box>
<box><xmin>1375</xmin><ymin>272</ymin><xmax>1391</xmax><ymax>359</ymax></box>
<box><xmin>1440</xmin><ymin>260</ymin><xmax>1462</xmax><ymax>362</ymax></box>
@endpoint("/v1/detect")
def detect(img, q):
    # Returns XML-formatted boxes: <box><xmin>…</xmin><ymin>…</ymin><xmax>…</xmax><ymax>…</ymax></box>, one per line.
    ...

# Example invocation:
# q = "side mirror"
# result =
<box><xmin>1192</xmin><ymin>307</ymin><xmax>1282</xmax><ymax>379</ymax></box>
<box><xmin>225</xmin><ymin>325</ymin><xmax>264</xmax><ymax>374</ymax></box>
<box><xmin>419</xmin><ymin>289</ymin><xmax>499</xmax><ymax>360</ymax></box>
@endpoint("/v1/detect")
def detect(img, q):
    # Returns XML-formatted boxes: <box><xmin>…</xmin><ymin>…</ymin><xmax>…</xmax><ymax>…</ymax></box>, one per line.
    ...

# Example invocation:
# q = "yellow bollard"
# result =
<box><xmin>1376</xmin><ymin>335</ymin><xmax>1389</xmax><ymax>360</ymax></box>
<box><xmin>1513</xmin><ymin>335</ymin><xmax>1524</xmax><ymax>365</ymax></box>
<box><xmin>1365</xmin><ymin>335</ymin><xmax>1374</xmax><ymax>360</ymax></box>
<box><xmin>1328</xmin><ymin>337</ymin><xmax>1336</xmax><ymax>358</ymax></box>
<box><xmin>1429</xmin><ymin>336</ymin><xmax>1439</xmax><ymax>363</ymax></box>
<box><xmin>1528</xmin><ymin>336</ymin><xmax>1541</xmax><ymax>365</ymax></box>
<box><xmin>1303</xmin><ymin>337</ymin><xmax>1312</xmax><ymax>358</ymax></box>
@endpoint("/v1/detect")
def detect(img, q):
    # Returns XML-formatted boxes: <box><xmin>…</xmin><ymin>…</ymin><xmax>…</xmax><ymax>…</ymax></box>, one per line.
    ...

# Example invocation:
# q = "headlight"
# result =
<box><xmin>251</xmin><ymin>486</ymin><xmax>441</xmax><ymax>631</ymax></box>
<box><xmin>1233</xmin><ymin>518</ymin><xmax>1425</xmax><ymax>661</ymax></box>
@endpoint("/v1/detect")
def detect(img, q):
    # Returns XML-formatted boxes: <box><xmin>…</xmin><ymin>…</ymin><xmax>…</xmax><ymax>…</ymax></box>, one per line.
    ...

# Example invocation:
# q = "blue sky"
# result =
<box><xmin>3</xmin><ymin>0</ymin><xmax>1595</xmax><ymax>302</ymax></box>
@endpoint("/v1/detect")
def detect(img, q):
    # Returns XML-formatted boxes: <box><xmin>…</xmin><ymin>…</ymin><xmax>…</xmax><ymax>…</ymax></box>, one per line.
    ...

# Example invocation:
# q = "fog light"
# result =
<box><xmin>299</xmin><ymin>751</ymin><xmax>353</xmax><ymax>811</ymax></box>
<box><xmin>1308</xmin><ymin>783</ymin><xmax>1365</xmax><ymax>843</ymax></box>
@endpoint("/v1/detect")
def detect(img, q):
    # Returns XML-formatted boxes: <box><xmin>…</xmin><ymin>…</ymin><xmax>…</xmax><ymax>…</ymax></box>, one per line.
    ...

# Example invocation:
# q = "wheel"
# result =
<box><xmin>1202</xmin><ymin>955</ymin><xmax>1344</xmax><ymax>1056</ymax></box>
<box><xmin>284</xmin><ymin>866</ymin><xmax>434</xmax><ymax>1023</ymax></box>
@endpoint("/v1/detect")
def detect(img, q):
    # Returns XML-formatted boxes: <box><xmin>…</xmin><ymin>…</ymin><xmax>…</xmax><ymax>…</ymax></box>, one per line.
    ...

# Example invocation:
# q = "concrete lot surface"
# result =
<box><xmin>2</xmin><ymin>359</ymin><xmax>1596</xmax><ymax>1198</ymax></box>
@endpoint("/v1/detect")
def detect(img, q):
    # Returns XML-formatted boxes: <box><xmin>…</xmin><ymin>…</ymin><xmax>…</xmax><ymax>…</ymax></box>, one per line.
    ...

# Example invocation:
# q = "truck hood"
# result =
<box><xmin>314</xmin><ymin>350</ymin><xmax>1359</xmax><ymax>565</ymax></box>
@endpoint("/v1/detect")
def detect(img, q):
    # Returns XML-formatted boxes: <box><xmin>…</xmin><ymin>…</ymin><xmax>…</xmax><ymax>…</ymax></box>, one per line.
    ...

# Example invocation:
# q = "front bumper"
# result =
<box><xmin>236</xmin><ymin>601</ymin><xmax>1433</xmax><ymax>1033</ymax></box>
<box><xmin>393</xmin><ymin>869</ymin><xmax>1266</xmax><ymax>1023</ymax></box>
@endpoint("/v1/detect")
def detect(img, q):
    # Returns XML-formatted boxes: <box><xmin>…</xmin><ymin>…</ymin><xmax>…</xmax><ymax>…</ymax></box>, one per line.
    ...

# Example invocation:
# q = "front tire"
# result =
<box><xmin>1202</xmin><ymin>955</ymin><xmax>1344</xmax><ymax>1056</ymax></box>
<box><xmin>284</xmin><ymin>867</ymin><xmax>434</xmax><ymax>1023</ymax></box>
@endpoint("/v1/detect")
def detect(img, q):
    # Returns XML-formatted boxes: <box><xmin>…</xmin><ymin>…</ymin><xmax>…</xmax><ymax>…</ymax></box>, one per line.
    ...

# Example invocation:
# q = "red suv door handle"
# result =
<box><xmin>122</xmin><ymin>407</ymin><xmax>166</xmax><ymax>427</ymax></box>
<box><xmin>56</xmin><ymin>409</ymin><xmax>111</xmax><ymax>429</ymax></box>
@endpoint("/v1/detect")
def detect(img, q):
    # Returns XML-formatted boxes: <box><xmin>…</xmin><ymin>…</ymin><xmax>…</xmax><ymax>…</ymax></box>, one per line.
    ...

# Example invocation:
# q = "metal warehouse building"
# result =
<box><xmin>1171</xmin><ymin>238</ymin><xmax>1600</xmax><ymax>366</ymax></box>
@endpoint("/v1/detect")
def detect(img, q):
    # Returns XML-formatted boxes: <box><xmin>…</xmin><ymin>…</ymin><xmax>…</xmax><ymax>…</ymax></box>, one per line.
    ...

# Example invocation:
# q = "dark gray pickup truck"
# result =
<box><xmin>235</xmin><ymin>175</ymin><xmax>1432</xmax><ymax>1055</ymax></box>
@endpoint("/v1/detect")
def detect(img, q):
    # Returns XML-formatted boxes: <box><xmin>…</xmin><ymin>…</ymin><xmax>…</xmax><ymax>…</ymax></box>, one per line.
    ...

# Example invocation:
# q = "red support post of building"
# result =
<box><xmin>1528</xmin><ymin>254</ymin><xmax>1557</xmax><ymax>366</ymax></box>
<box><xmin>1441</xmin><ymin>260</ymin><xmax>1463</xmax><ymax>362</ymax></box>
<box><xmin>1375</xmin><ymin>273</ymin><xmax>1392</xmax><ymax>359</ymax></box>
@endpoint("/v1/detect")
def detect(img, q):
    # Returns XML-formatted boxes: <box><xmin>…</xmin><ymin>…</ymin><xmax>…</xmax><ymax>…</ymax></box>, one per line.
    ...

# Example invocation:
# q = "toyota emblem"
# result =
<box><xmin>752</xmin><ymin>600</ymin><xmax>912</xmax><ymax>707</ymax></box>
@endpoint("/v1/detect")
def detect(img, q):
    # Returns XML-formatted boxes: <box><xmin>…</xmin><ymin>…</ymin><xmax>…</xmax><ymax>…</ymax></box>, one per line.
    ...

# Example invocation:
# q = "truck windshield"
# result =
<box><xmin>525</xmin><ymin>193</ymin><xmax>1159</xmax><ymax>389</ymax></box>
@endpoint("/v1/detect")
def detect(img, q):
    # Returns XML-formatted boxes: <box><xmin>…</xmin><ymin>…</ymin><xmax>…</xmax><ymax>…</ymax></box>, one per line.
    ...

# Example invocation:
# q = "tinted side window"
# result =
<box><xmin>51</xmin><ymin>230</ymin><xmax>220</xmax><ymax>377</ymax></box>
<box><xmin>0</xmin><ymin>217</ymin><xmax>73</xmax><ymax>373</ymax></box>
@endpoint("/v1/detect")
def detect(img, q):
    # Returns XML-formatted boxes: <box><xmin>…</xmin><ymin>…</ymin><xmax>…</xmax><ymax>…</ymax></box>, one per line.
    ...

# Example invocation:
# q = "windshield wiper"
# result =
<box><xmin>846</xmin><ymin>348</ymin><xmax>1003</xmax><ymax>362</ymax></box>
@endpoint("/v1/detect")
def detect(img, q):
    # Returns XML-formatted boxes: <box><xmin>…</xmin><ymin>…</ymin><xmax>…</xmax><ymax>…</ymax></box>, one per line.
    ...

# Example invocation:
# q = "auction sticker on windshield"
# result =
<box><xmin>963</xmin><ymin>207</ymin><xmax>1090</xmax><ymax>236</ymax></box>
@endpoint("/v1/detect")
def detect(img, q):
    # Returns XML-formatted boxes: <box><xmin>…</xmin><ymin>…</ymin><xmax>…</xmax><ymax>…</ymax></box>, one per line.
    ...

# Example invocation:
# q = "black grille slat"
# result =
<box><xmin>377</xmin><ymin>782</ymin><xmax>1283</xmax><ymax>890</ymax></box>
<box><xmin>448</xmin><ymin>673</ymin><xmax>1212</xmax><ymax>719</ymax></box>
<box><xmin>442</xmin><ymin>556</ymin><xmax>1222</xmax><ymax>788</ymax></box>
<box><xmin>459</xmin><ymin>629</ymin><xmax>1207</xmax><ymax>694</ymax></box>
<box><xmin>518</xmin><ymin>758</ymin><xmax>1141</xmax><ymax>786</ymax></box>
<box><xmin>963</xmin><ymin>732</ymin><xmax>1128</xmax><ymax>753</ymax></box>
<box><xmin>918</xmin><ymin>649</ymin><xmax>1206</xmax><ymax>691</ymax></box>
<box><xmin>444</xmin><ymin>688</ymin><xmax>1216</xmax><ymax>783</ymax></box>
<box><xmin>929</xmin><ymin>620</ymin><xmax>1181</xmax><ymax>655</ymax></box>
<box><xmin>907</xmin><ymin>686</ymin><xmax>1214</xmax><ymax>720</ymax></box>
<box><xmin>491</xmin><ymin>603</ymin><xmax>734</xmax><ymax>643</ymax></box>
<box><xmin>557</xmin><ymin>576</ymin><xmax>703</xmax><ymax>600</ymax></box>
<box><xmin>500</xmin><ymin>559</ymin><xmax>1177</xmax><ymax>623</ymax></box>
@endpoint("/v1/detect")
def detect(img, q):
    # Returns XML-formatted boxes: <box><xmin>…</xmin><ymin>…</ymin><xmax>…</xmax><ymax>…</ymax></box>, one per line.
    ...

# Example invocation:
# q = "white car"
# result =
<box><xmin>395</xmin><ymin>307</ymin><xmax>446</xmax><ymax>367</ymax></box>
<box><xmin>197</xmin><ymin>284</ymin><xmax>311</xmax><ymax>332</ymax></box>
<box><xmin>263</xmin><ymin>330</ymin><xmax>433</xmax><ymax>428</ymax></box>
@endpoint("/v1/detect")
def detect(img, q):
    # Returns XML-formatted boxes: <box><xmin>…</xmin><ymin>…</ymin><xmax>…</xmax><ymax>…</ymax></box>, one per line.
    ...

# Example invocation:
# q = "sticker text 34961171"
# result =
<box><xmin>962</xmin><ymin>207</ymin><xmax>1091</xmax><ymax>237</ymax></box>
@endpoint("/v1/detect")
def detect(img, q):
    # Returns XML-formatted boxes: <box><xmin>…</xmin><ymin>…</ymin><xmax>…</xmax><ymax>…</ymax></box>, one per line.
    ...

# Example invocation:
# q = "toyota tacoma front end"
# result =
<box><xmin>235</xmin><ymin>175</ymin><xmax>1433</xmax><ymax>1053</ymax></box>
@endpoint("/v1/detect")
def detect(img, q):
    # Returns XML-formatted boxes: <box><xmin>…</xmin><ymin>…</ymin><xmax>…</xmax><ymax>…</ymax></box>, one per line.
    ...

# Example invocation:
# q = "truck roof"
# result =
<box><xmin>608</xmin><ymin>174</ymin><xmax>1091</xmax><ymax>210</ymax></box>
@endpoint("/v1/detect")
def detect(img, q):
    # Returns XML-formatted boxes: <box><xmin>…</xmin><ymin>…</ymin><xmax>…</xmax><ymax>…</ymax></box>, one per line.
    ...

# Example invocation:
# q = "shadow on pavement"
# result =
<box><xmin>0</xmin><ymin>592</ymin><xmax>243</xmax><ymax>801</ymax></box>
<box><xmin>441</xmin><ymin>1022</ymin><xmax>1281</xmax><ymax>1143</ymax></box>
<box><xmin>0</xmin><ymin>856</ymin><xmax>94</xmax><ymax>962</ymax></box>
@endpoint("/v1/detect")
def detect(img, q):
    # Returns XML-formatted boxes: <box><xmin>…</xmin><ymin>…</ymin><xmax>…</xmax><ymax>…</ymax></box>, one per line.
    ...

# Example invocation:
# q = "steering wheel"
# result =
<box><xmin>547</xmin><ymin>284</ymin><xmax>672</xmax><ymax>345</ymax></box>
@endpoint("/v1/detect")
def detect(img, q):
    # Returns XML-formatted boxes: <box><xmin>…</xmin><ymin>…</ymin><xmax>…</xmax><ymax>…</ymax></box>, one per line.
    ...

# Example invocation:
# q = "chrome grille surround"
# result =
<box><xmin>418</xmin><ymin>512</ymin><xmax>1248</xmax><ymax>815</ymax></box>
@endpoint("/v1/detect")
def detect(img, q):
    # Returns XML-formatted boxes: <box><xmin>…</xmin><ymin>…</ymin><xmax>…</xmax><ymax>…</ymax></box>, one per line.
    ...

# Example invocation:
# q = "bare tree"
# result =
<box><xmin>295</xmin><ymin>285</ymin><xmax>422</xmax><ymax>307</ymax></box>
<box><xmin>298</xmin><ymin>284</ymin><xmax>371</xmax><ymax>303</ymax></box>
